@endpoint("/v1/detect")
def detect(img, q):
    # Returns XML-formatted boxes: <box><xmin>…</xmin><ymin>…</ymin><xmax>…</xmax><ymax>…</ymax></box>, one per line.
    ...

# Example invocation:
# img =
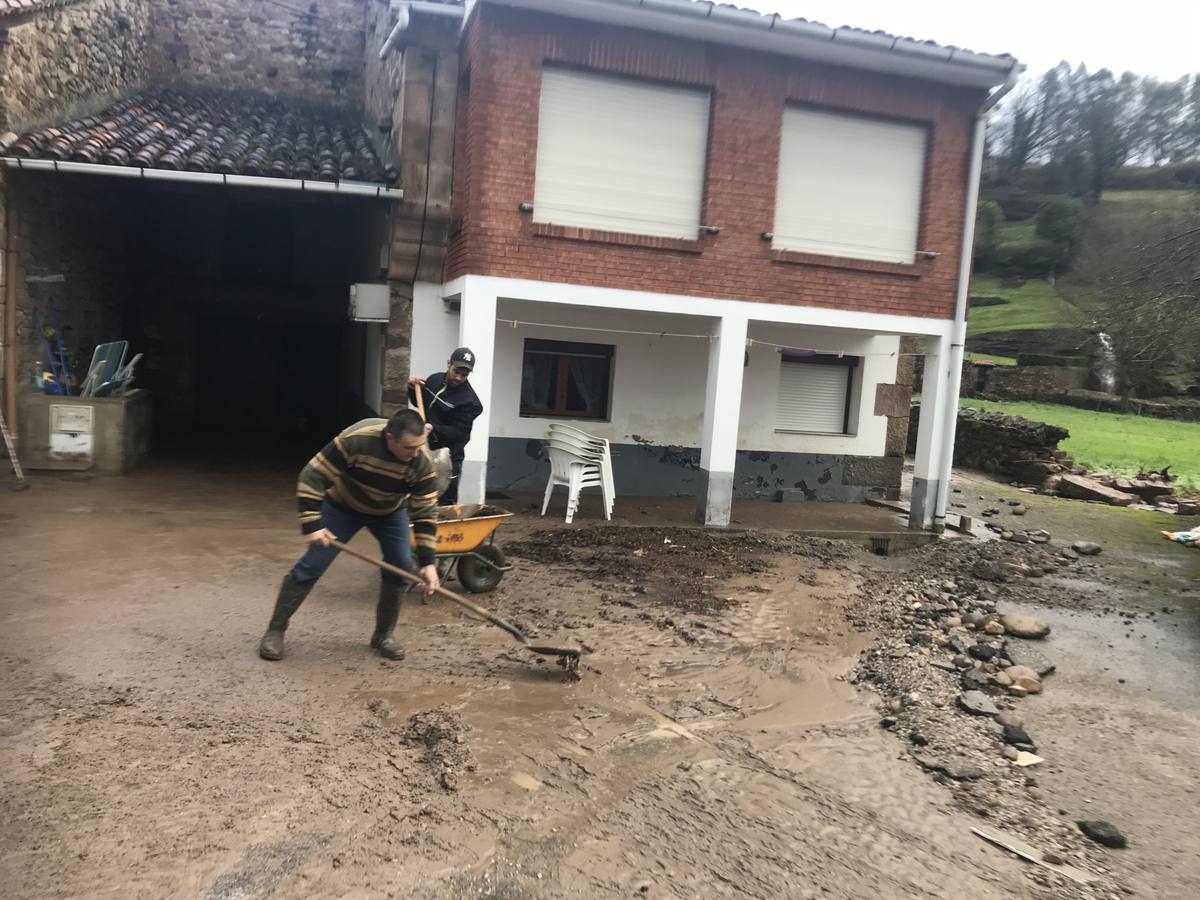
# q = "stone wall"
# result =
<box><xmin>964</xmin><ymin>362</ymin><xmax>1089</xmax><ymax>400</ymax></box>
<box><xmin>146</xmin><ymin>0</ymin><xmax>369</xmax><ymax>105</ymax></box>
<box><xmin>907</xmin><ymin>404</ymin><xmax>1069</xmax><ymax>476</ymax></box>
<box><xmin>0</xmin><ymin>0</ymin><xmax>151</xmax><ymax>132</ymax></box>
<box><xmin>363</xmin><ymin>3</ymin><xmax>460</xmax><ymax>412</ymax></box>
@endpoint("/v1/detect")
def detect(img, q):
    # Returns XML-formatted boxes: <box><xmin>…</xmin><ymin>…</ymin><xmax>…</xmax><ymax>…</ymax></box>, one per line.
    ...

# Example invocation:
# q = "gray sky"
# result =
<box><xmin>745</xmin><ymin>1</ymin><xmax>1198</xmax><ymax>81</ymax></box>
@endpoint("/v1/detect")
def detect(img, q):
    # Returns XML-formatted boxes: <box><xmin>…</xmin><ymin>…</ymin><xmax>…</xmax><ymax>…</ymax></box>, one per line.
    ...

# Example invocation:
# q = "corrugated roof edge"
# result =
<box><xmin>477</xmin><ymin>0</ymin><xmax>1021</xmax><ymax>86</ymax></box>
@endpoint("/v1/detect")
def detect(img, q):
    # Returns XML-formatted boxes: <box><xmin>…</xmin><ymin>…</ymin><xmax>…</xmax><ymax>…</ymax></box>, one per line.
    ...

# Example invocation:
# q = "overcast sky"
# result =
<box><xmin>744</xmin><ymin>1</ymin><xmax>1198</xmax><ymax>81</ymax></box>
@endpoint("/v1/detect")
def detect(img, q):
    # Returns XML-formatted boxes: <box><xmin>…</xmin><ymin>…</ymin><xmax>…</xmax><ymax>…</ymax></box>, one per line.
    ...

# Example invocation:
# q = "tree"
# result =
<box><xmin>1068</xmin><ymin>198</ymin><xmax>1200</xmax><ymax>397</ymax></box>
<box><xmin>1035</xmin><ymin>197</ymin><xmax>1084</xmax><ymax>270</ymax></box>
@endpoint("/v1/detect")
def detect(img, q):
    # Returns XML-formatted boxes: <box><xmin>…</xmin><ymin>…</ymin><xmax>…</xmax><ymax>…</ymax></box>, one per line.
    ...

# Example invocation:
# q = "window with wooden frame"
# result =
<box><xmin>520</xmin><ymin>339</ymin><xmax>614</xmax><ymax>420</ymax></box>
<box><xmin>775</xmin><ymin>352</ymin><xmax>860</xmax><ymax>435</ymax></box>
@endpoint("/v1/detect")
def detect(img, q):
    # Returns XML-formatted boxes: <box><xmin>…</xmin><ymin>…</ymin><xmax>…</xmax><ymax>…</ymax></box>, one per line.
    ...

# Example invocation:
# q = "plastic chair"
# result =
<box><xmin>542</xmin><ymin>442</ymin><xmax>607</xmax><ymax>524</ymax></box>
<box><xmin>548</xmin><ymin>425</ymin><xmax>615</xmax><ymax>516</ymax></box>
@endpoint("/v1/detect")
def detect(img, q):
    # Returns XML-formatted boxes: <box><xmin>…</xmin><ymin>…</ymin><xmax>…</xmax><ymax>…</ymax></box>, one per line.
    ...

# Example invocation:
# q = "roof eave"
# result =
<box><xmin>481</xmin><ymin>0</ymin><xmax>1021</xmax><ymax>90</ymax></box>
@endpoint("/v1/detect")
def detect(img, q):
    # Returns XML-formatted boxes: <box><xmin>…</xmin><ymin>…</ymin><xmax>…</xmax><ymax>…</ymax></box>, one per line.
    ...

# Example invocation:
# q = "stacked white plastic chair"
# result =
<box><xmin>541</xmin><ymin>423</ymin><xmax>615</xmax><ymax>524</ymax></box>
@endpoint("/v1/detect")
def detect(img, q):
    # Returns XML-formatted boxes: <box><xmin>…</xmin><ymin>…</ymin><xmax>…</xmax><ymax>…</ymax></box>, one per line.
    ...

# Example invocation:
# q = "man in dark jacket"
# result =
<box><xmin>407</xmin><ymin>347</ymin><xmax>484</xmax><ymax>504</ymax></box>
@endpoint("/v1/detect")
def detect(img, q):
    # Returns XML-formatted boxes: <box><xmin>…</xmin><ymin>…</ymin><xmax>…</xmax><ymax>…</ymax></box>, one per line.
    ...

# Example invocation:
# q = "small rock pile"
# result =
<box><xmin>850</xmin><ymin>544</ymin><xmax>1132</xmax><ymax>895</ymax></box>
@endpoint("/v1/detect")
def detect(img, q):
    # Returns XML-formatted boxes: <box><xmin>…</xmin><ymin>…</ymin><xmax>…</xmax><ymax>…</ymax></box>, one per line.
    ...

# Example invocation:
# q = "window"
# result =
<box><xmin>520</xmin><ymin>339</ymin><xmax>614</xmax><ymax>420</ymax></box>
<box><xmin>773</xmin><ymin>107</ymin><xmax>927</xmax><ymax>264</ymax></box>
<box><xmin>533</xmin><ymin>68</ymin><xmax>710</xmax><ymax>239</ymax></box>
<box><xmin>775</xmin><ymin>353</ymin><xmax>859</xmax><ymax>434</ymax></box>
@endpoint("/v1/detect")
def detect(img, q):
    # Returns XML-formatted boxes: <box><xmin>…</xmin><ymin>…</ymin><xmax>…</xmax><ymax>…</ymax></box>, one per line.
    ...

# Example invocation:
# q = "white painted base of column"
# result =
<box><xmin>694</xmin><ymin>468</ymin><xmax>735</xmax><ymax>527</ymax></box>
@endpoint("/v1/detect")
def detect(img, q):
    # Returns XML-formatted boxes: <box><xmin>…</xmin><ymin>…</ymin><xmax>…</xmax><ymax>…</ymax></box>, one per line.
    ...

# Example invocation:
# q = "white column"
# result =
<box><xmin>910</xmin><ymin>334</ymin><xmax>947</xmax><ymax>530</ymax></box>
<box><xmin>696</xmin><ymin>314</ymin><xmax>748</xmax><ymax>526</ymax></box>
<box><xmin>456</xmin><ymin>281</ymin><xmax>497</xmax><ymax>506</ymax></box>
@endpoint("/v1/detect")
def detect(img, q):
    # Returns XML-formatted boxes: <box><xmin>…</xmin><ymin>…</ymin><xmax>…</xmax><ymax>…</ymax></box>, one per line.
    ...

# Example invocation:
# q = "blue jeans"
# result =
<box><xmin>289</xmin><ymin>499</ymin><xmax>412</xmax><ymax>586</ymax></box>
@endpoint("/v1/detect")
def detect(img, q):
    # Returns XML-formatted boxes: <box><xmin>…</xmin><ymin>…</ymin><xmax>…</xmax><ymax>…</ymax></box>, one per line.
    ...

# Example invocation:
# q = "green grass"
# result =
<box><xmin>1100</xmin><ymin>190</ymin><xmax>1196</xmax><ymax>207</ymax></box>
<box><xmin>959</xmin><ymin>397</ymin><xmax>1200</xmax><ymax>492</ymax></box>
<box><xmin>964</xmin><ymin>351</ymin><xmax>1017</xmax><ymax>366</ymax></box>
<box><xmin>967</xmin><ymin>274</ymin><xmax>1082</xmax><ymax>337</ymax></box>
<box><xmin>995</xmin><ymin>219</ymin><xmax>1036</xmax><ymax>242</ymax></box>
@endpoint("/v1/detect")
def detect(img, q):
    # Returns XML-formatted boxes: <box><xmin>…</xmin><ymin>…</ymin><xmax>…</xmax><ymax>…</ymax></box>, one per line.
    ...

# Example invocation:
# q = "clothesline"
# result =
<box><xmin>495</xmin><ymin>317</ymin><xmax>924</xmax><ymax>358</ymax></box>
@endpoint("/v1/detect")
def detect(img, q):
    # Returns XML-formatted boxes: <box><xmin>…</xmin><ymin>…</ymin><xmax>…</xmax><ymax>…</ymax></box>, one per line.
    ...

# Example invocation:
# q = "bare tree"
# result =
<box><xmin>1068</xmin><ymin>198</ymin><xmax>1200</xmax><ymax>396</ymax></box>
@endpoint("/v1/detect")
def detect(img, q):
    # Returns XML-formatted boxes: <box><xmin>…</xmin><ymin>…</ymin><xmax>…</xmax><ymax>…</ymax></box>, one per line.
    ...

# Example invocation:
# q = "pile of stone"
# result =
<box><xmin>849</xmin><ymin>545</ymin><xmax>1133</xmax><ymax>891</ymax></box>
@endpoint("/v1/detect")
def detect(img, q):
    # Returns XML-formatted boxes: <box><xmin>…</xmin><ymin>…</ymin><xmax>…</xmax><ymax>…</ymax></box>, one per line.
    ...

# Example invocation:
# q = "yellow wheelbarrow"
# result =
<box><xmin>410</xmin><ymin>503</ymin><xmax>514</xmax><ymax>593</ymax></box>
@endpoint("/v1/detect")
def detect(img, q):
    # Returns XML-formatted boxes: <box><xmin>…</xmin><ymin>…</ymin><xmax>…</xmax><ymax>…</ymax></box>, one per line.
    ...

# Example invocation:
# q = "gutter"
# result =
<box><xmin>0</xmin><ymin>158</ymin><xmax>404</xmax><ymax>199</ymax></box>
<box><xmin>486</xmin><ymin>0</ymin><xmax>1014</xmax><ymax>89</ymax></box>
<box><xmin>930</xmin><ymin>60</ymin><xmax>1022</xmax><ymax>530</ymax></box>
<box><xmin>379</xmin><ymin>0</ymin><xmax>467</xmax><ymax>59</ymax></box>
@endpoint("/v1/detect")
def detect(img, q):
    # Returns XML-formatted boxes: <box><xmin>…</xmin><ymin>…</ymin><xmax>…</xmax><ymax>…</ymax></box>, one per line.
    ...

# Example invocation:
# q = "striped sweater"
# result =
<box><xmin>296</xmin><ymin>418</ymin><xmax>439</xmax><ymax>566</ymax></box>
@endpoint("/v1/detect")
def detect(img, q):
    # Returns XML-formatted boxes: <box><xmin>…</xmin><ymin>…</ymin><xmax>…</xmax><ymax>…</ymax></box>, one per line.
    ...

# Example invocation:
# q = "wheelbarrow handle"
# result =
<box><xmin>329</xmin><ymin>539</ymin><xmax>529</xmax><ymax>644</ymax></box>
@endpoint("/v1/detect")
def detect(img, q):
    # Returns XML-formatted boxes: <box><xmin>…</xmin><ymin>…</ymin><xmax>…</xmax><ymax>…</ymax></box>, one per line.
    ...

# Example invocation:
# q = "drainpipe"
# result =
<box><xmin>379</xmin><ymin>1</ymin><xmax>466</xmax><ymax>59</ymax></box>
<box><xmin>3</xmin><ymin>175</ymin><xmax>16</xmax><ymax>439</ymax></box>
<box><xmin>932</xmin><ymin>62</ymin><xmax>1022</xmax><ymax>529</ymax></box>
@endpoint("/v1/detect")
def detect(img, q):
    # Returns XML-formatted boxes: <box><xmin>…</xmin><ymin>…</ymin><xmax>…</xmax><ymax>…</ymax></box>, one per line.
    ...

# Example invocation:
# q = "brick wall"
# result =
<box><xmin>447</xmin><ymin>5</ymin><xmax>983</xmax><ymax>320</ymax></box>
<box><xmin>147</xmin><ymin>0</ymin><xmax>368</xmax><ymax>105</ymax></box>
<box><xmin>0</xmin><ymin>0</ymin><xmax>150</xmax><ymax>133</ymax></box>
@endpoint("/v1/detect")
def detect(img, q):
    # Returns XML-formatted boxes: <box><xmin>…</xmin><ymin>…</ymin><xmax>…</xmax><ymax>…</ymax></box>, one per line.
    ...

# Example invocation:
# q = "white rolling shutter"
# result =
<box><xmin>533</xmin><ymin>68</ymin><xmax>709</xmax><ymax>239</ymax></box>
<box><xmin>776</xmin><ymin>361</ymin><xmax>850</xmax><ymax>434</ymax></box>
<box><xmin>773</xmin><ymin>107</ymin><xmax>926</xmax><ymax>264</ymax></box>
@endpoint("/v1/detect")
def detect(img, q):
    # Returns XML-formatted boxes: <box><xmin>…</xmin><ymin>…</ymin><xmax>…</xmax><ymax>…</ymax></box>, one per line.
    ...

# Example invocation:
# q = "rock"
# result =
<box><xmin>1027</xmin><ymin>786</ymin><xmax>1043</xmax><ymax>800</ymax></box>
<box><xmin>1004</xmin><ymin>532</ymin><xmax>1029</xmax><ymax>543</ymax></box>
<box><xmin>1007</xmin><ymin>685</ymin><xmax>1028</xmax><ymax>697</ymax></box>
<box><xmin>1060</xmin><ymin>547</ymin><xmax>1079</xmax><ymax>560</ymax></box>
<box><xmin>958</xmin><ymin>691</ymin><xmax>1000</xmax><ymax>717</ymax></box>
<box><xmin>992</xmin><ymin>671</ymin><xmax>1013</xmax><ymax>686</ymax></box>
<box><xmin>972</xmin><ymin>560</ymin><xmax>1007</xmax><ymax>582</ymax></box>
<box><xmin>1011</xmin><ymin>506</ymin><xmax>1027</xmax><ymax>516</ymax></box>
<box><xmin>909</xmin><ymin>731</ymin><xmax>929</xmax><ymax>746</ymax></box>
<box><xmin>1000</xmin><ymin>614</ymin><xmax>1051</xmax><ymax>639</ymax></box>
<box><xmin>1072</xmin><ymin>540</ymin><xmax>1103</xmax><ymax>556</ymax></box>
<box><xmin>1003</xmin><ymin>724</ymin><xmax>1035</xmax><ymax>747</ymax></box>
<box><xmin>880</xmin><ymin>716</ymin><xmax>897</xmax><ymax>729</ymax></box>
<box><xmin>1078</xmin><ymin>820</ymin><xmax>1127</xmax><ymax>848</ymax></box>
<box><xmin>961</xmin><ymin>669</ymin><xmax>991</xmax><ymax>691</ymax></box>
<box><xmin>1029</xmin><ymin>530</ymin><xmax>1051</xmax><ymax>543</ymax></box>
<box><xmin>1002</xmin><ymin>745</ymin><xmax>1020</xmax><ymax>761</ymax></box>
<box><xmin>983</xmin><ymin>621</ymin><xmax>1006</xmax><ymax>636</ymax></box>
<box><xmin>968</xmin><ymin>643</ymin><xmax>999</xmax><ymax>661</ymax></box>
<box><xmin>1005</xmin><ymin>642</ymin><xmax>1057</xmax><ymax>678</ymax></box>
<box><xmin>997</xmin><ymin>710</ymin><xmax>1024</xmax><ymax>728</ymax></box>
<box><xmin>944</xmin><ymin>616</ymin><xmax>962</xmax><ymax>628</ymax></box>
<box><xmin>1005</xmin><ymin>665</ymin><xmax>1043</xmax><ymax>694</ymax></box>
<box><xmin>952</xmin><ymin>654</ymin><xmax>972</xmax><ymax>669</ymax></box>
<box><xmin>962</xmin><ymin>611</ymin><xmax>986</xmax><ymax>627</ymax></box>
<box><xmin>941</xmin><ymin>580</ymin><xmax>957</xmax><ymax>592</ymax></box>
<box><xmin>1042</xmin><ymin>851</ymin><xmax>1065</xmax><ymax>866</ymax></box>
<box><xmin>1058</xmin><ymin>474</ymin><xmax>1138</xmax><ymax>506</ymax></box>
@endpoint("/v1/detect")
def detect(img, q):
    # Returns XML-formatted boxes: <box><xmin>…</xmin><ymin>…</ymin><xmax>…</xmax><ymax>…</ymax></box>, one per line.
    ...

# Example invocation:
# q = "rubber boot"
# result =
<box><xmin>258</xmin><ymin>575</ymin><xmax>315</xmax><ymax>661</ymax></box>
<box><xmin>370</xmin><ymin>581</ymin><xmax>406</xmax><ymax>660</ymax></box>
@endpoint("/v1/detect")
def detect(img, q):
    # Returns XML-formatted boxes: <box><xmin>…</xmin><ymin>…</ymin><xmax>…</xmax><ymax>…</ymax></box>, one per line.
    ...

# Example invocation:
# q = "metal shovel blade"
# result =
<box><xmin>430</xmin><ymin>447</ymin><xmax>453</xmax><ymax>497</ymax></box>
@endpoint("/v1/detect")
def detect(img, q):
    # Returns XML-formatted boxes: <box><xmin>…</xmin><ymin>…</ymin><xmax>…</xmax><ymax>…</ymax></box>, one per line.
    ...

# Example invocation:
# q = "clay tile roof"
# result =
<box><xmin>5</xmin><ymin>88</ymin><xmax>398</xmax><ymax>186</ymax></box>
<box><xmin>0</xmin><ymin>0</ymin><xmax>74</xmax><ymax>18</ymax></box>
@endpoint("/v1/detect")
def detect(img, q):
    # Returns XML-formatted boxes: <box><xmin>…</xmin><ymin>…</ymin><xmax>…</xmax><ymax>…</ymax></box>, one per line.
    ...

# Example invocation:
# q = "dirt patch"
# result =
<box><xmin>507</xmin><ymin>525</ymin><xmax>853</xmax><ymax>615</ymax></box>
<box><xmin>399</xmin><ymin>707</ymin><xmax>474</xmax><ymax>791</ymax></box>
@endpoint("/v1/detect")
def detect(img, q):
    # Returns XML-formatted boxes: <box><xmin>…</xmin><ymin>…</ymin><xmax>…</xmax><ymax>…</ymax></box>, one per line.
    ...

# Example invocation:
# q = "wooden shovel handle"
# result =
<box><xmin>414</xmin><ymin>382</ymin><xmax>427</xmax><ymax>422</ymax></box>
<box><xmin>329</xmin><ymin>539</ymin><xmax>528</xmax><ymax>644</ymax></box>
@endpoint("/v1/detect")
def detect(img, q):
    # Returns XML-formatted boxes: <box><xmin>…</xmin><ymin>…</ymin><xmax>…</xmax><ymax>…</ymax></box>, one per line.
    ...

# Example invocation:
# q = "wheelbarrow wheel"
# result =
<box><xmin>457</xmin><ymin>544</ymin><xmax>507</xmax><ymax>594</ymax></box>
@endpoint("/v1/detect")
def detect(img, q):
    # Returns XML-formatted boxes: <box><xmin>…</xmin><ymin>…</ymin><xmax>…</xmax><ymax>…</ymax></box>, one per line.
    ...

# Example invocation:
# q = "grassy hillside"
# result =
<box><xmin>967</xmin><ymin>275</ymin><xmax>1081</xmax><ymax>337</ymax></box>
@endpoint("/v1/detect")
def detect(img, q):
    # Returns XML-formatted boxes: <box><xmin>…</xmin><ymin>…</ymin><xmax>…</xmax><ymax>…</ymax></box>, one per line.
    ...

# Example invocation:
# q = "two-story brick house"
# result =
<box><xmin>403</xmin><ymin>0</ymin><xmax>1020</xmax><ymax>529</ymax></box>
<box><xmin>0</xmin><ymin>0</ymin><xmax>1018</xmax><ymax>532</ymax></box>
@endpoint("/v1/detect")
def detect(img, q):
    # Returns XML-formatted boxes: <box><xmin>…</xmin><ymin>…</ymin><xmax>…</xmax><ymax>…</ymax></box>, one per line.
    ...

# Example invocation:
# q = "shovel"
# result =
<box><xmin>413</xmin><ymin>382</ymin><xmax>453</xmax><ymax>497</ymax></box>
<box><xmin>330</xmin><ymin>539</ymin><xmax>586</xmax><ymax>676</ymax></box>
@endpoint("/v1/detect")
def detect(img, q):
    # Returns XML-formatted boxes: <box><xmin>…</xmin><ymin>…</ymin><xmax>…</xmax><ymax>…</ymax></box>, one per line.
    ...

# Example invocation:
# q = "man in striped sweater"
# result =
<box><xmin>258</xmin><ymin>409</ymin><xmax>441</xmax><ymax>662</ymax></box>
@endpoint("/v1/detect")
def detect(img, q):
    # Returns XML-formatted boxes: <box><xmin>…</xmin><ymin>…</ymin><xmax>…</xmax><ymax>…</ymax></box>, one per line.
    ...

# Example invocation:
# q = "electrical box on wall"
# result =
<box><xmin>349</xmin><ymin>283</ymin><xmax>390</xmax><ymax>323</ymax></box>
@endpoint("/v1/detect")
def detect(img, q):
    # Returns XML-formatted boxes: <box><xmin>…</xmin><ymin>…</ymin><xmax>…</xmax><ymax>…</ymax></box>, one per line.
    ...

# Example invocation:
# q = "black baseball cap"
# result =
<box><xmin>450</xmin><ymin>347</ymin><xmax>476</xmax><ymax>371</ymax></box>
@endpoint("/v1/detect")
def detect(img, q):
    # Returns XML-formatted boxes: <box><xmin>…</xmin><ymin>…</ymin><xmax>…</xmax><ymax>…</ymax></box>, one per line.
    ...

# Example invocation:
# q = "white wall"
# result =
<box><xmin>411</xmin><ymin>281</ymin><xmax>461</xmax><ymax>381</ymax></box>
<box><xmin>410</xmin><ymin>287</ymin><xmax>900</xmax><ymax>456</ymax></box>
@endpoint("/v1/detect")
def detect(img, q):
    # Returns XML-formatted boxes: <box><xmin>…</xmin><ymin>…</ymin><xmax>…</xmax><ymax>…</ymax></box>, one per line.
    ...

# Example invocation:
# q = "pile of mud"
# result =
<box><xmin>508</xmin><ymin>526</ymin><xmax>854</xmax><ymax>614</ymax></box>
<box><xmin>400</xmin><ymin>707</ymin><xmax>474</xmax><ymax>791</ymax></box>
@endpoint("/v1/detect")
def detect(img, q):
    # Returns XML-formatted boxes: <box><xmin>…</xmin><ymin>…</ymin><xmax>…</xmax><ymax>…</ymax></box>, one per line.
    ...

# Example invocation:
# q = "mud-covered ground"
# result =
<box><xmin>1</xmin><ymin>464</ymin><xmax>1197</xmax><ymax>898</ymax></box>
